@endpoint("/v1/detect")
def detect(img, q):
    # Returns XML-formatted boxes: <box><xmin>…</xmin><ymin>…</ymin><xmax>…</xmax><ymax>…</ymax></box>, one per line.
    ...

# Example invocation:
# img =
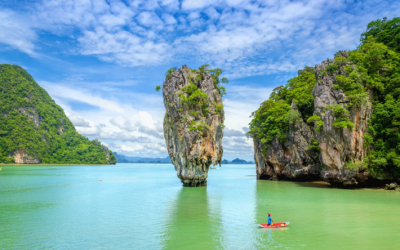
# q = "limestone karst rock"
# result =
<box><xmin>162</xmin><ymin>65</ymin><xmax>224</xmax><ymax>186</ymax></box>
<box><xmin>0</xmin><ymin>64</ymin><xmax>117</xmax><ymax>165</ymax></box>
<box><xmin>253</xmin><ymin>52</ymin><xmax>377</xmax><ymax>187</ymax></box>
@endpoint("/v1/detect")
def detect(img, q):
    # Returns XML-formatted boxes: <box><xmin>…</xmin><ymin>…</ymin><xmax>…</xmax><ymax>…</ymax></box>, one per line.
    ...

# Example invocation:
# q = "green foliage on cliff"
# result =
<box><xmin>194</xmin><ymin>64</ymin><xmax>229</xmax><ymax>96</ymax></box>
<box><xmin>306</xmin><ymin>138</ymin><xmax>321</xmax><ymax>160</ymax></box>
<box><xmin>366</xmin><ymin>94</ymin><xmax>400</xmax><ymax>177</ymax></box>
<box><xmin>215</xmin><ymin>103</ymin><xmax>224</xmax><ymax>116</ymax></box>
<box><xmin>307</xmin><ymin>115</ymin><xmax>324</xmax><ymax>131</ymax></box>
<box><xmin>165</xmin><ymin>67</ymin><xmax>176</xmax><ymax>79</ymax></box>
<box><xmin>361</xmin><ymin>17</ymin><xmax>400</xmax><ymax>53</ymax></box>
<box><xmin>248</xmin><ymin>100</ymin><xmax>291</xmax><ymax>145</ymax></box>
<box><xmin>248</xmin><ymin>66</ymin><xmax>317</xmax><ymax>146</ymax></box>
<box><xmin>350</xmin><ymin>18</ymin><xmax>400</xmax><ymax>177</ymax></box>
<box><xmin>176</xmin><ymin>65</ymin><xmax>227</xmax><ymax>133</ymax></box>
<box><xmin>307</xmin><ymin>115</ymin><xmax>321</xmax><ymax>124</ymax></box>
<box><xmin>189</xmin><ymin>120</ymin><xmax>209</xmax><ymax>134</ymax></box>
<box><xmin>178</xmin><ymin>83</ymin><xmax>210</xmax><ymax>116</ymax></box>
<box><xmin>269</xmin><ymin>66</ymin><xmax>316</xmax><ymax>120</ymax></box>
<box><xmin>0</xmin><ymin>64</ymin><xmax>116</xmax><ymax>164</ymax></box>
<box><xmin>324</xmin><ymin>104</ymin><xmax>354</xmax><ymax>129</ymax></box>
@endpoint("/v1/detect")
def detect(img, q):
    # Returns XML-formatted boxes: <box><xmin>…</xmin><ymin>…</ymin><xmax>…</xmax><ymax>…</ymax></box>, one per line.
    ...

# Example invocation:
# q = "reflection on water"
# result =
<box><xmin>294</xmin><ymin>181</ymin><xmax>332</xmax><ymax>189</ymax></box>
<box><xmin>262</xmin><ymin>227</ymin><xmax>289</xmax><ymax>243</ymax></box>
<box><xmin>161</xmin><ymin>187</ymin><xmax>222</xmax><ymax>250</ymax></box>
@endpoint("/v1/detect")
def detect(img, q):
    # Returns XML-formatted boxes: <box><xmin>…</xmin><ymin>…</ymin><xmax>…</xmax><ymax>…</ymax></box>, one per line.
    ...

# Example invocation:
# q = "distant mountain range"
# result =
<box><xmin>114</xmin><ymin>153</ymin><xmax>254</xmax><ymax>164</ymax></box>
<box><xmin>221</xmin><ymin>158</ymin><xmax>254</xmax><ymax>164</ymax></box>
<box><xmin>113</xmin><ymin>152</ymin><xmax>172</xmax><ymax>163</ymax></box>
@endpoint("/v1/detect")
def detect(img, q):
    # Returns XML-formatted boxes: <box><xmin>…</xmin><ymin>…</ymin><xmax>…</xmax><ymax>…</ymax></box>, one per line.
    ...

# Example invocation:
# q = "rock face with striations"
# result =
<box><xmin>162</xmin><ymin>65</ymin><xmax>224</xmax><ymax>186</ymax></box>
<box><xmin>253</xmin><ymin>52</ymin><xmax>377</xmax><ymax>187</ymax></box>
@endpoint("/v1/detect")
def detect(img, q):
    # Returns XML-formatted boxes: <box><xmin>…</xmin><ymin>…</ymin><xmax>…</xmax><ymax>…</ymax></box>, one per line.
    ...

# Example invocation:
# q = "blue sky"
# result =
<box><xmin>1</xmin><ymin>0</ymin><xmax>399</xmax><ymax>161</ymax></box>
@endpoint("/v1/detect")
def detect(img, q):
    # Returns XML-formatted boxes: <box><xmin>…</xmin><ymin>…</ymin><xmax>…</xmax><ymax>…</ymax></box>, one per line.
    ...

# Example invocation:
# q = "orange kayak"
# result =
<box><xmin>259</xmin><ymin>222</ymin><xmax>289</xmax><ymax>228</ymax></box>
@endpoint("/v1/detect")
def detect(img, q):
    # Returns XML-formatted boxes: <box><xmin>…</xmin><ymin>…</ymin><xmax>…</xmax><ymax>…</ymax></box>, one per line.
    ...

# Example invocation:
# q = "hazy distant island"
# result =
<box><xmin>0</xmin><ymin>64</ymin><xmax>116</xmax><ymax>165</ymax></box>
<box><xmin>114</xmin><ymin>152</ymin><xmax>253</xmax><ymax>164</ymax></box>
<box><xmin>113</xmin><ymin>152</ymin><xmax>172</xmax><ymax>163</ymax></box>
<box><xmin>221</xmin><ymin>159</ymin><xmax>254</xmax><ymax>164</ymax></box>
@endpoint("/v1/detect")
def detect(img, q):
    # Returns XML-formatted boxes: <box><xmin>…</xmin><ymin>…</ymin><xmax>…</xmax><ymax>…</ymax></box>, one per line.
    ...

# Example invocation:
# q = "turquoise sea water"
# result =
<box><xmin>1</xmin><ymin>164</ymin><xmax>400</xmax><ymax>249</ymax></box>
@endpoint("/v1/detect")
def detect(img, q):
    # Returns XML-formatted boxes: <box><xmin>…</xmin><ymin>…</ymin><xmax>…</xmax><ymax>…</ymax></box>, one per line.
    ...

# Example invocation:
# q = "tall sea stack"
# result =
<box><xmin>162</xmin><ymin>65</ymin><xmax>224</xmax><ymax>186</ymax></box>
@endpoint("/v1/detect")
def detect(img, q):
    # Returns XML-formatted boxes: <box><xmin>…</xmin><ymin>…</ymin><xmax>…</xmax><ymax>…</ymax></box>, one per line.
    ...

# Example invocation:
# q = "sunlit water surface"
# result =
<box><xmin>1</xmin><ymin>164</ymin><xmax>400</xmax><ymax>249</ymax></box>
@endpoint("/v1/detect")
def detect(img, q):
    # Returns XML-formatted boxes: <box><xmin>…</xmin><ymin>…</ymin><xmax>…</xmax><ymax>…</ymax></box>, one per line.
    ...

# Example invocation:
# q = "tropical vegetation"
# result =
<box><xmin>161</xmin><ymin>64</ymin><xmax>228</xmax><ymax>134</ymax></box>
<box><xmin>0</xmin><ymin>64</ymin><xmax>116</xmax><ymax>164</ymax></box>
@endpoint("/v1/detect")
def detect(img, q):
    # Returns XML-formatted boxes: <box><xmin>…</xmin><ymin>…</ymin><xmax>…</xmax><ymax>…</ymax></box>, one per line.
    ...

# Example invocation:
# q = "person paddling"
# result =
<box><xmin>267</xmin><ymin>213</ymin><xmax>274</xmax><ymax>226</ymax></box>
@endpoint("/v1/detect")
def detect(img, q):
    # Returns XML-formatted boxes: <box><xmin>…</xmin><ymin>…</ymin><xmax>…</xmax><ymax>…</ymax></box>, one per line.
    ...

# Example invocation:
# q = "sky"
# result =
<box><xmin>0</xmin><ymin>0</ymin><xmax>399</xmax><ymax>161</ymax></box>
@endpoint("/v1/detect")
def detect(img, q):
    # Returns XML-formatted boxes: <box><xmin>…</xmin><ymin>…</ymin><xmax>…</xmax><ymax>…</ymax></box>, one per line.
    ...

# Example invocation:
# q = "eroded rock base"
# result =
<box><xmin>181</xmin><ymin>179</ymin><xmax>207</xmax><ymax>187</ymax></box>
<box><xmin>258</xmin><ymin>172</ymin><xmax>392</xmax><ymax>189</ymax></box>
<box><xmin>258</xmin><ymin>174</ymin><xmax>320</xmax><ymax>182</ymax></box>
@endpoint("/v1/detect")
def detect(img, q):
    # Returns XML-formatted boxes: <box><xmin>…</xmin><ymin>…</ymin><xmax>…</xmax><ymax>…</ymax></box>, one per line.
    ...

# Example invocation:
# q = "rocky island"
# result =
<box><xmin>161</xmin><ymin>65</ymin><xmax>226</xmax><ymax>186</ymax></box>
<box><xmin>248</xmin><ymin>17</ymin><xmax>400</xmax><ymax>188</ymax></box>
<box><xmin>0</xmin><ymin>64</ymin><xmax>116</xmax><ymax>165</ymax></box>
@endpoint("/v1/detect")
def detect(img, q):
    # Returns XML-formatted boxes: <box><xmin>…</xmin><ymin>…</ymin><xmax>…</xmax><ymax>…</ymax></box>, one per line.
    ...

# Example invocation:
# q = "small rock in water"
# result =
<box><xmin>385</xmin><ymin>183</ymin><xmax>398</xmax><ymax>190</ymax></box>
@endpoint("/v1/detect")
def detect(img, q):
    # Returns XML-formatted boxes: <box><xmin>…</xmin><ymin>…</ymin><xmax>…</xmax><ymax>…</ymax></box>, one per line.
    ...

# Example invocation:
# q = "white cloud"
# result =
<box><xmin>75</xmin><ymin>124</ymin><xmax>102</xmax><ymax>135</ymax></box>
<box><xmin>98</xmin><ymin>132</ymin><xmax>151</xmax><ymax>143</ymax></box>
<box><xmin>182</xmin><ymin>0</ymin><xmax>218</xmax><ymax>10</ymax></box>
<box><xmin>224</xmin><ymin>128</ymin><xmax>244</xmax><ymax>137</ymax></box>
<box><xmin>116</xmin><ymin>143</ymin><xmax>167</xmax><ymax>156</ymax></box>
<box><xmin>5</xmin><ymin>0</ymin><xmax>399</xmax><ymax>77</ymax></box>
<box><xmin>110</xmin><ymin>111</ymin><xmax>163</xmax><ymax>139</ymax></box>
<box><xmin>136</xmin><ymin>11</ymin><xmax>164</xmax><ymax>29</ymax></box>
<box><xmin>74</xmin><ymin>120</ymin><xmax>153</xmax><ymax>143</ymax></box>
<box><xmin>160</xmin><ymin>0</ymin><xmax>179</xmax><ymax>8</ymax></box>
<box><xmin>203</xmin><ymin>7</ymin><xmax>220</xmax><ymax>20</ymax></box>
<box><xmin>187</xmin><ymin>12</ymin><xmax>201</xmax><ymax>20</ymax></box>
<box><xmin>120</xmin><ymin>144</ymin><xmax>136</xmax><ymax>152</ymax></box>
<box><xmin>68</xmin><ymin>115</ymin><xmax>91</xmax><ymax>127</ymax></box>
<box><xmin>78</xmin><ymin>27</ymin><xmax>171</xmax><ymax>66</ymax></box>
<box><xmin>222</xmin><ymin>136</ymin><xmax>254</xmax><ymax>160</ymax></box>
<box><xmin>40</xmin><ymin>81</ymin><xmax>125</xmax><ymax>113</ymax></box>
<box><xmin>233</xmin><ymin>137</ymin><xmax>247</xmax><ymax>144</ymax></box>
<box><xmin>162</xmin><ymin>13</ymin><xmax>177</xmax><ymax>25</ymax></box>
<box><xmin>0</xmin><ymin>10</ymin><xmax>37</xmax><ymax>55</ymax></box>
<box><xmin>37</xmin><ymin>0</ymin><xmax>96</xmax><ymax>28</ymax></box>
<box><xmin>223</xmin><ymin>85</ymin><xmax>273</xmax><ymax>131</ymax></box>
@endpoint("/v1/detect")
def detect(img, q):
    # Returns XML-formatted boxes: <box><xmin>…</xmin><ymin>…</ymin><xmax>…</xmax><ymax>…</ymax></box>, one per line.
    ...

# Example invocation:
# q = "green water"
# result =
<box><xmin>1</xmin><ymin>164</ymin><xmax>400</xmax><ymax>249</ymax></box>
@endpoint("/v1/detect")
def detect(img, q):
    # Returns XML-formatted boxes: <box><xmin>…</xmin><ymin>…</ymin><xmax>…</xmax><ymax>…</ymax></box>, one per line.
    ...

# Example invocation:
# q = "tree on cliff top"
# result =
<box><xmin>361</xmin><ymin>17</ymin><xmax>400</xmax><ymax>52</ymax></box>
<box><xmin>248</xmin><ymin>66</ymin><xmax>316</xmax><ymax>147</ymax></box>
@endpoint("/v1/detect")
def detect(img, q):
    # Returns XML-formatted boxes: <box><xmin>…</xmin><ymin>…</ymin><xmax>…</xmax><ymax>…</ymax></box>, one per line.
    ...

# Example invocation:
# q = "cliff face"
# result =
<box><xmin>9</xmin><ymin>149</ymin><xmax>41</xmax><ymax>164</ymax></box>
<box><xmin>163</xmin><ymin>65</ymin><xmax>224</xmax><ymax>186</ymax></box>
<box><xmin>254</xmin><ymin>53</ymin><xmax>376</xmax><ymax>187</ymax></box>
<box><xmin>254</xmin><ymin>102</ymin><xmax>320</xmax><ymax>181</ymax></box>
<box><xmin>0</xmin><ymin>64</ymin><xmax>116</xmax><ymax>165</ymax></box>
